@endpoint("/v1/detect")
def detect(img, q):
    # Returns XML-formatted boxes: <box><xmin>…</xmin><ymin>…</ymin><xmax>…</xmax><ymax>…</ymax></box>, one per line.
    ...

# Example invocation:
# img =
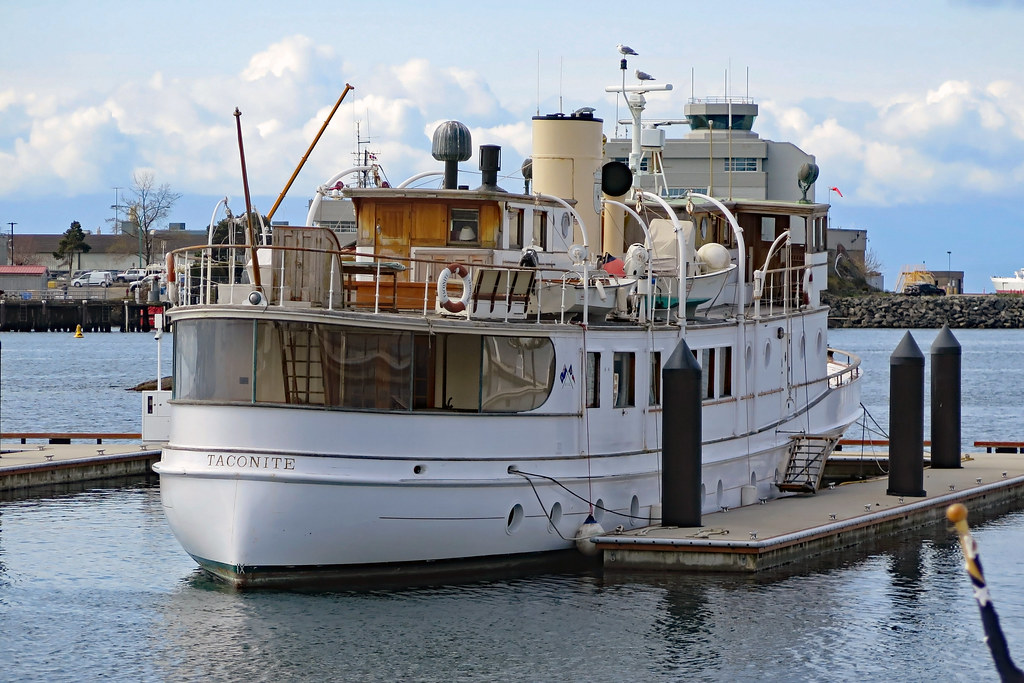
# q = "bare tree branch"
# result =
<box><xmin>125</xmin><ymin>171</ymin><xmax>182</xmax><ymax>265</ymax></box>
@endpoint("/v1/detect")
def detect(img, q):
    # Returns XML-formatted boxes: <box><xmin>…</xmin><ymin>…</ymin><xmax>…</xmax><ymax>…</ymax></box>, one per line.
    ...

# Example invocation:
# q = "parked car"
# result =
<box><xmin>72</xmin><ymin>271</ymin><xmax>112</xmax><ymax>287</ymax></box>
<box><xmin>904</xmin><ymin>283</ymin><xmax>945</xmax><ymax>296</ymax></box>
<box><xmin>116</xmin><ymin>268</ymin><xmax>147</xmax><ymax>283</ymax></box>
<box><xmin>128</xmin><ymin>272</ymin><xmax>164</xmax><ymax>292</ymax></box>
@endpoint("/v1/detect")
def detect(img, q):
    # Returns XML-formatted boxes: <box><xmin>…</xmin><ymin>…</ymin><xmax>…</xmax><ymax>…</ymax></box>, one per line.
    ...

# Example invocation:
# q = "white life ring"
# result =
<box><xmin>437</xmin><ymin>262</ymin><xmax>472</xmax><ymax>313</ymax></box>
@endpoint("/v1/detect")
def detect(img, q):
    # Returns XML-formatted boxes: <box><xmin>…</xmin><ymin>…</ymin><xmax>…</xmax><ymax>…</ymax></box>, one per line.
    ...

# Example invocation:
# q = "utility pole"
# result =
<box><xmin>7</xmin><ymin>222</ymin><xmax>15</xmax><ymax>265</ymax></box>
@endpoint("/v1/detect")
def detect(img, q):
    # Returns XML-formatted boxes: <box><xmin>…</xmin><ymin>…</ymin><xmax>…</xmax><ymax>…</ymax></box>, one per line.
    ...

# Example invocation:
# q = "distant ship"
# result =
<box><xmin>991</xmin><ymin>269</ymin><xmax>1024</xmax><ymax>294</ymax></box>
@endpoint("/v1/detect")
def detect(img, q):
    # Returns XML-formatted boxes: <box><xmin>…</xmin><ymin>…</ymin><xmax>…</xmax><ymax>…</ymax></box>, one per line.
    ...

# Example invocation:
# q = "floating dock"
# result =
<box><xmin>596</xmin><ymin>451</ymin><xmax>1024</xmax><ymax>573</ymax></box>
<box><xmin>0</xmin><ymin>439</ymin><xmax>161</xmax><ymax>492</ymax></box>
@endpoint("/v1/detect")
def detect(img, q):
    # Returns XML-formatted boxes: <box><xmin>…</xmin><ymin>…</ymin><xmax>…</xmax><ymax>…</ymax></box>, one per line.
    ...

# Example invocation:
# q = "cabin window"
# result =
<box><xmin>586</xmin><ymin>352</ymin><xmax>600</xmax><ymax>408</ymax></box>
<box><xmin>649</xmin><ymin>351</ymin><xmax>661</xmax><ymax>406</ymax></box>
<box><xmin>760</xmin><ymin>217</ymin><xmax>776</xmax><ymax>243</ymax></box>
<box><xmin>177</xmin><ymin>320</ymin><xmax>554</xmax><ymax>413</ymax></box>
<box><xmin>613</xmin><ymin>352</ymin><xmax>635</xmax><ymax>408</ymax></box>
<box><xmin>449</xmin><ymin>208</ymin><xmax>479</xmax><ymax>244</ymax></box>
<box><xmin>508</xmin><ymin>207</ymin><xmax>525</xmax><ymax>250</ymax></box>
<box><xmin>693</xmin><ymin>346</ymin><xmax>733</xmax><ymax>401</ymax></box>
<box><xmin>174</xmin><ymin>318</ymin><xmax>254</xmax><ymax>402</ymax></box>
<box><xmin>531</xmin><ymin>210</ymin><xmax>548</xmax><ymax>250</ymax></box>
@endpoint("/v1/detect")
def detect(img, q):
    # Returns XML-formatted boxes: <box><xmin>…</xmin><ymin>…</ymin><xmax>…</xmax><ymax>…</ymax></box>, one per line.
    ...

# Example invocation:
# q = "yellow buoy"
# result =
<box><xmin>74</xmin><ymin>324</ymin><xmax>83</xmax><ymax>338</ymax></box>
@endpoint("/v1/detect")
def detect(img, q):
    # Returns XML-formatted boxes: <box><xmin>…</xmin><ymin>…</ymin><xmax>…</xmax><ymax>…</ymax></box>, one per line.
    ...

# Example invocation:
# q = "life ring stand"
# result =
<box><xmin>437</xmin><ymin>262</ymin><xmax>472</xmax><ymax>313</ymax></box>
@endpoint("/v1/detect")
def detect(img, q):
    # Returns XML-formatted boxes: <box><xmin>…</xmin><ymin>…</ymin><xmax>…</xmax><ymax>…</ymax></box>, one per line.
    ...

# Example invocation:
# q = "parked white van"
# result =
<box><xmin>71</xmin><ymin>271</ymin><xmax>112</xmax><ymax>287</ymax></box>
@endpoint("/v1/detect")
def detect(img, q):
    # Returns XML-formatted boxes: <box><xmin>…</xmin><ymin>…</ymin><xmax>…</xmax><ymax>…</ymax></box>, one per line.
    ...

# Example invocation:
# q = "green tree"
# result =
<box><xmin>52</xmin><ymin>221</ymin><xmax>92</xmax><ymax>275</ymax></box>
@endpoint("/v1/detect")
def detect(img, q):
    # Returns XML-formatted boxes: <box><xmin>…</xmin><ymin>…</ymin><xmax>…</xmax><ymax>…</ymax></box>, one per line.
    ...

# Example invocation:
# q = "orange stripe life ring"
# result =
<box><xmin>436</xmin><ymin>262</ymin><xmax>472</xmax><ymax>313</ymax></box>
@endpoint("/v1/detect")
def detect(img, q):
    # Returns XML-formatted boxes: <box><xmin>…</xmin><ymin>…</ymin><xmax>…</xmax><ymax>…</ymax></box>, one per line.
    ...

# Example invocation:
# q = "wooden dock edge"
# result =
<box><xmin>0</xmin><ymin>450</ymin><xmax>162</xmax><ymax>492</ymax></box>
<box><xmin>597</xmin><ymin>474</ymin><xmax>1024</xmax><ymax>573</ymax></box>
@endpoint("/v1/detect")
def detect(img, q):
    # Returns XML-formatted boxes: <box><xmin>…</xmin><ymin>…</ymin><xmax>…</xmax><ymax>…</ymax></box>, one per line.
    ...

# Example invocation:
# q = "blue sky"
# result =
<box><xmin>2</xmin><ymin>0</ymin><xmax>1024</xmax><ymax>291</ymax></box>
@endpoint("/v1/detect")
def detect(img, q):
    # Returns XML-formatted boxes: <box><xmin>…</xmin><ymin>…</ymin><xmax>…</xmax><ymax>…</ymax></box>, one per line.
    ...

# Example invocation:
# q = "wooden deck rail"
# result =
<box><xmin>2</xmin><ymin>432</ymin><xmax>142</xmax><ymax>444</ymax></box>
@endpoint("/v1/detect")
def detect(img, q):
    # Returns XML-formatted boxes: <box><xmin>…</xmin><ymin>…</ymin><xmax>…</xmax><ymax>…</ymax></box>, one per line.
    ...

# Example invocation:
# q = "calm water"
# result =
<box><xmin>1</xmin><ymin>328</ymin><xmax>1023</xmax><ymax>682</ymax></box>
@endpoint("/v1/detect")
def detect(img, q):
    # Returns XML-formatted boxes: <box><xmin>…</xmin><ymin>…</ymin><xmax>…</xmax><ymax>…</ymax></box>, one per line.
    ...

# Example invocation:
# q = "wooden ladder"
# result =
<box><xmin>281</xmin><ymin>326</ymin><xmax>325</xmax><ymax>405</ymax></box>
<box><xmin>777</xmin><ymin>434</ymin><xmax>840</xmax><ymax>494</ymax></box>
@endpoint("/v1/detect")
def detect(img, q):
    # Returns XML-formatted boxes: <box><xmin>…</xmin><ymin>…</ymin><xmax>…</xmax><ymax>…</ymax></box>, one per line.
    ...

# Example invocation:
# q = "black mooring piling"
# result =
<box><xmin>930</xmin><ymin>325</ymin><xmax>962</xmax><ymax>469</ymax></box>
<box><xmin>888</xmin><ymin>331</ymin><xmax>927</xmax><ymax>497</ymax></box>
<box><xmin>662</xmin><ymin>339</ymin><xmax>703</xmax><ymax>527</ymax></box>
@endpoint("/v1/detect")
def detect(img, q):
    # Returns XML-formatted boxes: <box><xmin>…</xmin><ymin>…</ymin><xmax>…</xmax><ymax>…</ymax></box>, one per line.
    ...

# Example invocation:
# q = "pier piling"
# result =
<box><xmin>888</xmin><ymin>332</ymin><xmax>927</xmax><ymax>497</ymax></box>
<box><xmin>662</xmin><ymin>339</ymin><xmax>702</xmax><ymax>527</ymax></box>
<box><xmin>930</xmin><ymin>325</ymin><xmax>962</xmax><ymax>468</ymax></box>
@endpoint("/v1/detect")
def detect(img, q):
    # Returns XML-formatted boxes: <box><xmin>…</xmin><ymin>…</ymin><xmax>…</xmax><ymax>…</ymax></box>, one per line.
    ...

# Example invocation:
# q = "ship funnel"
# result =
<box><xmin>431</xmin><ymin>121</ymin><xmax>472</xmax><ymax>189</ymax></box>
<box><xmin>475</xmin><ymin>145</ymin><xmax>505</xmax><ymax>192</ymax></box>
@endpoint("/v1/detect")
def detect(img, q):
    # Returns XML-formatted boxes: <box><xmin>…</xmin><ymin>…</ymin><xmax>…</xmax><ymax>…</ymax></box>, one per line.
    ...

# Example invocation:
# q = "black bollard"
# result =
<box><xmin>888</xmin><ymin>331</ymin><xmax>927</xmax><ymax>497</ymax></box>
<box><xmin>931</xmin><ymin>325</ymin><xmax>962</xmax><ymax>468</ymax></box>
<box><xmin>662</xmin><ymin>339</ymin><xmax>702</xmax><ymax>527</ymax></box>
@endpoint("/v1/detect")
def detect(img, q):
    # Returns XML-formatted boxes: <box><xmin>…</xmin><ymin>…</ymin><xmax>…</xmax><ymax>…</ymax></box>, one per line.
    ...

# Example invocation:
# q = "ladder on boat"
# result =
<box><xmin>281</xmin><ymin>326</ymin><xmax>325</xmax><ymax>405</ymax></box>
<box><xmin>777</xmin><ymin>434</ymin><xmax>841</xmax><ymax>494</ymax></box>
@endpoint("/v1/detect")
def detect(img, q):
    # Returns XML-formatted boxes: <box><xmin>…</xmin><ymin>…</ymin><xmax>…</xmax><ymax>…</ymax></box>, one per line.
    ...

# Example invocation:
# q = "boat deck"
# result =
<box><xmin>595</xmin><ymin>450</ymin><xmax>1024</xmax><ymax>573</ymax></box>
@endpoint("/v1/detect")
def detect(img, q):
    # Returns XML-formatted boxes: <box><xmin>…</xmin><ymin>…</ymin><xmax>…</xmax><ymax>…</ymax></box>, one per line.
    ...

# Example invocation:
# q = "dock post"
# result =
<box><xmin>888</xmin><ymin>331</ymin><xmax>927</xmax><ymax>497</ymax></box>
<box><xmin>662</xmin><ymin>338</ymin><xmax>702</xmax><ymax>527</ymax></box>
<box><xmin>930</xmin><ymin>325</ymin><xmax>962</xmax><ymax>468</ymax></box>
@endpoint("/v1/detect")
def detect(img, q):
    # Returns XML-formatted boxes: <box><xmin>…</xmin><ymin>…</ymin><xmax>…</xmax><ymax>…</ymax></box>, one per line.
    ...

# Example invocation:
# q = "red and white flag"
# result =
<box><xmin>830</xmin><ymin>186</ymin><xmax>843</xmax><ymax>197</ymax></box>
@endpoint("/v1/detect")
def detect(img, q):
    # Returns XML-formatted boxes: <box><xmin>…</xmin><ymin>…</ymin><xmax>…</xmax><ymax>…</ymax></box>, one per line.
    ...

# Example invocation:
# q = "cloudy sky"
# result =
<box><xmin>2</xmin><ymin>0</ymin><xmax>1023</xmax><ymax>291</ymax></box>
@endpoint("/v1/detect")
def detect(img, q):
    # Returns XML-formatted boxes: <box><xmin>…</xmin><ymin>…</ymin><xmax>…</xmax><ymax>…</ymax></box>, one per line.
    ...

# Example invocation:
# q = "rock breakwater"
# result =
<box><xmin>826</xmin><ymin>294</ymin><xmax>1024</xmax><ymax>328</ymax></box>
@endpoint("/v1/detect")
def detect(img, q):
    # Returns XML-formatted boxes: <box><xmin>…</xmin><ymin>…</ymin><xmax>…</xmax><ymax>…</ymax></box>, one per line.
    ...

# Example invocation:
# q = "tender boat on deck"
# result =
<box><xmin>151</xmin><ymin>87</ymin><xmax>862</xmax><ymax>588</ymax></box>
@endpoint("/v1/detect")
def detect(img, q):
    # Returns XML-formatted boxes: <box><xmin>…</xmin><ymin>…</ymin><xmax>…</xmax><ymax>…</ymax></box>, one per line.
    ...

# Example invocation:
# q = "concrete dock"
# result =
<box><xmin>596</xmin><ymin>451</ymin><xmax>1024</xmax><ymax>573</ymax></box>
<box><xmin>0</xmin><ymin>442</ymin><xmax>161</xmax><ymax>492</ymax></box>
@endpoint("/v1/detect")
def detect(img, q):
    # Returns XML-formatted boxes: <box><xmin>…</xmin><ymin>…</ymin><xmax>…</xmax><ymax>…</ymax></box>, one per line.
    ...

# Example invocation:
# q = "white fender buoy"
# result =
<box><xmin>574</xmin><ymin>514</ymin><xmax>605</xmax><ymax>556</ymax></box>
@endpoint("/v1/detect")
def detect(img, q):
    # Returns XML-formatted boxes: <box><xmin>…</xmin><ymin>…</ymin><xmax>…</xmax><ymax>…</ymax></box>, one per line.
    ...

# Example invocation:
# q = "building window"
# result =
<box><xmin>723</xmin><ymin>157</ymin><xmax>757</xmax><ymax>172</ymax></box>
<box><xmin>449</xmin><ymin>208</ymin><xmax>479</xmax><ymax>244</ymax></box>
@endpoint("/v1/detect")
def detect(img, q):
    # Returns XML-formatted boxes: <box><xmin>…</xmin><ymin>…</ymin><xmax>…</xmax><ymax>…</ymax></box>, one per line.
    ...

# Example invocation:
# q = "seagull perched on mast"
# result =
<box><xmin>635</xmin><ymin>69</ymin><xmax>655</xmax><ymax>82</ymax></box>
<box><xmin>617</xmin><ymin>44</ymin><xmax>638</xmax><ymax>56</ymax></box>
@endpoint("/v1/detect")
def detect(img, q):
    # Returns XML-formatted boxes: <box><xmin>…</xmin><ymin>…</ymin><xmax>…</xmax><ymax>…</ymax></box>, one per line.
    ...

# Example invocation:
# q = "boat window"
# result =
<box><xmin>586</xmin><ymin>352</ymin><xmax>600</xmax><ymax>408</ymax></box>
<box><xmin>649</xmin><ymin>351</ymin><xmax>661</xmax><ymax>406</ymax></box>
<box><xmin>613</xmin><ymin>352</ymin><xmax>635</xmax><ymax>408</ymax></box>
<box><xmin>180</xmin><ymin>319</ymin><xmax>553</xmax><ymax>414</ymax></box>
<box><xmin>532</xmin><ymin>210</ymin><xmax>548</xmax><ymax>250</ymax></box>
<box><xmin>449</xmin><ymin>208</ymin><xmax>479</xmax><ymax>244</ymax></box>
<box><xmin>693</xmin><ymin>346</ymin><xmax>733</xmax><ymax>401</ymax></box>
<box><xmin>480</xmin><ymin>336</ymin><xmax>555</xmax><ymax>411</ymax></box>
<box><xmin>174</xmin><ymin>319</ymin><xmax>254</xmax><ymax>402</ymax></box>
<box><xmin>508</xmin><ymin>207</ymin><xmax>525</xmax><ymax>250</ymax></box>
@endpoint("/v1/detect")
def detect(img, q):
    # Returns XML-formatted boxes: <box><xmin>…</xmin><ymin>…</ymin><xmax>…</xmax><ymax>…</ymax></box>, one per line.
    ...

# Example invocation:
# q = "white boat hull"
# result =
<box><xmin>154</xmin><ymin>310</ymin><xmax>861</xmax><ymax>586</ymax></box>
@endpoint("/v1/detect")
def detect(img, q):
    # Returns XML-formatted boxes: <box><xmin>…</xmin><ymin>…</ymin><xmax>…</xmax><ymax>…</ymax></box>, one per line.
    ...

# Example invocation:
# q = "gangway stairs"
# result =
<box><xmin>777</xmin><ymin>434</ymin><xmax>841</xmax><ymax>494</ymax></box>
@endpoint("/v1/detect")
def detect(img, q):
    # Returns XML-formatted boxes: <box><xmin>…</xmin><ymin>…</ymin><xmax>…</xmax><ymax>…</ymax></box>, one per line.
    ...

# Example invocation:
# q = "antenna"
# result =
<box><xmin>559</xmin><ymin>56</ymin><xmax>563</xmax><ymax>114</ymax></box>
<box><xmin>536</xmin><ymin>50</ymin><xmax>541</xmax><ymax>116</ymax></box>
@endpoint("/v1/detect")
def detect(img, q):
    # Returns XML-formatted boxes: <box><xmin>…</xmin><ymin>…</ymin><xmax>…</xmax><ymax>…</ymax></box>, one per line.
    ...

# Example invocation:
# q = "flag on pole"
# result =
<box><xmin>830</xmin><ymin>186</ymin><xmax>843</xmax><ymax>197</ymax></box>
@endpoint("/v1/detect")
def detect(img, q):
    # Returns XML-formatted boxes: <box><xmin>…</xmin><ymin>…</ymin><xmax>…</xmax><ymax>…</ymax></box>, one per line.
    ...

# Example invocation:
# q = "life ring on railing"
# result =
<box><xmin>436</xmin><ymin>262</ymin><xmax>472</xmax><ymax>313</ymax></box>
<box><xmin>166</xmin><ymin>252</ymin><xmax>176</xmax><ymax>281</ymax></box>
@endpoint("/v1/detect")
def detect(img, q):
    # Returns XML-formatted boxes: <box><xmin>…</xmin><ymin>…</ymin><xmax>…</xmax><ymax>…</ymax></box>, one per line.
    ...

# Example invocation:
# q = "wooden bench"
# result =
<box><xmin>4</xmin><ymin>432</ymin><xmax>141</xmax><ymax>445</ymax></box>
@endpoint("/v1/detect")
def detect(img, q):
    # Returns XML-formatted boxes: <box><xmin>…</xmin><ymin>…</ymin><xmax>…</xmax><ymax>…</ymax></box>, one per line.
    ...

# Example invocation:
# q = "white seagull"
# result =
<box><xmin>617</xmin><ymin>44</ymin><xmax>638</xmax><ymax>56</ymax></box>
<box><xmin>635</xmin><ymin>69</ymin><xmax>655</xmax><ymax>82</ymax></box>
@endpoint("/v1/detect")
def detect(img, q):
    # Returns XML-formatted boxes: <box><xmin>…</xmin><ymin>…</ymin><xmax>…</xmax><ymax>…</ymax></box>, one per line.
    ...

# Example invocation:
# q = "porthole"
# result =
<box><xmin>548</xmin><ymin>502</ymin><xmax>563</xmax><ymax>533</ymax></box>
<box><xmin>799</xmin><ymin>333</ymin><xmax>806</xmax><ymax>360</ymax></box>
<box><xmin>745</xmin><ymin>344</ymin><xmax>752</xmax><ymax>370</ymax></box>
<box><xmin>506</xmin><ymin>503</ymin><xmax>524</xmax><ymax>534</ymax></box>
<box><xmin>750</xmin><ymin>472</ymin><xmax>757</xmax><ymax>487</ymax></box>
<box><xmin>816</xmin><ymin>330</ymin><xmax>823</xmax><ymax>356</ymax></box>
<box><xmin>701</xmin><ymin>483</ymin><xmax>707</xmax><ymax>512</ymax></box>
<box><xmin>700</xmin><ymin>217</ymin><xmax>708</xmax><ymax>240</ymax></box>
<box><xmin>413</xmin><ymin>464</ymin><xmax>425</xmax><ymax>475</ymax></box>
<box><xmin>716</xmin><ymin>480</ymin><xmax>724</xmax><ymax>509</ymax></box>
<box><xmin>594</xmin><ymin>499</ymin><xmax>605</xmax><ymax>524</ymax></box>
<box><xmin>763</xmin><ymin>341</ymin><xmax>772</xmax><ymax>368</ymax></box>
<box><xmin>629</xmin><ymin>495</ymin><xmax>640</xmax><ymax>527</ymax></box>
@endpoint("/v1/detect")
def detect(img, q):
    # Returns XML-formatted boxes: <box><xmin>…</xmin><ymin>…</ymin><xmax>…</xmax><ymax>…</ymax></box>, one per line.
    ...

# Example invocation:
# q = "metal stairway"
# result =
<box><xmin>777</xmin><ymin>434</ymin><xmax>841</xmax><ymax>494</ymax></box>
